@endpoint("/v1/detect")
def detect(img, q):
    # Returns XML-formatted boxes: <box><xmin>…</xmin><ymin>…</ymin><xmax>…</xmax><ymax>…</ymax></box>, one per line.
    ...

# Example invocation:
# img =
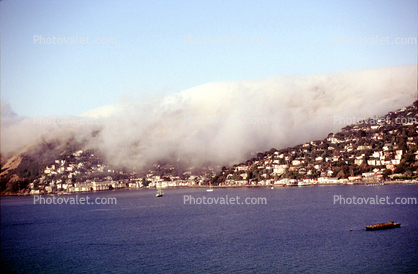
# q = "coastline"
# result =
<box><xmin>3</xmin><ymin>180</ymin><xmax>418</xmax><ymax>196</ymax></box>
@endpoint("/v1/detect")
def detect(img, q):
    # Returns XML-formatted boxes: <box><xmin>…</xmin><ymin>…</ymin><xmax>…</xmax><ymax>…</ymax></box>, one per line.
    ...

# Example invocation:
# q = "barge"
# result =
<box><xmin>365</xmin><ymin>221</ymin><xmax>401</xmax><ymax>231</ymax></box>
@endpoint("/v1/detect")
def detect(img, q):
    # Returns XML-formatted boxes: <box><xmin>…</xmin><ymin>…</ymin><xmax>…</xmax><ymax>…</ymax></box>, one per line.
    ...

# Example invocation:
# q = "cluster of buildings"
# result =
<box><xmin>28</xmin><ymin>150</ymin><xmax>215</xmax><ymax>194</ymax></box>
<box><xmin>28</xmin><ymin>149</ymin><xmax>133</xmax><ymax>194</ymax></box>
<box><xmin>217</xmin><ymin>104</ymin><xmax>418</xmax><ymax>186</ymax></box>
<box><xmin>26</xmin><ymin>103</ymin><xmax>418</xmax><ymax>194</ymax></box>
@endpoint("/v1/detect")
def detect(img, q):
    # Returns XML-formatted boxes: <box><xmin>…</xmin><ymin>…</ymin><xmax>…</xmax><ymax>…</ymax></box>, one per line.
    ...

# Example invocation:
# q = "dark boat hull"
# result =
<box><xmin>365</xmin><ymin>221</ymin><xmax>401</xmax><ymax>231</ymax></box>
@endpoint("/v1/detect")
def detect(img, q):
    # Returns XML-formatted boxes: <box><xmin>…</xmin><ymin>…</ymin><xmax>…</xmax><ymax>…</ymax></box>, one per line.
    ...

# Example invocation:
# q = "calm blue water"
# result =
<box><xmin>2</xmin><ymin>185</ymin><xmax>418</xmax><ymax>273</ymax></box>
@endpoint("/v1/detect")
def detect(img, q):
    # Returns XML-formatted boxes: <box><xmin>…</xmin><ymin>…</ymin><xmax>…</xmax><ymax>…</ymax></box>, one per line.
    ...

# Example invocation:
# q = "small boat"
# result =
<box><xmin>156</xmin><ymin>182</ymin><xmax>164</xmax><ymax>197</ymax></box>
<box><xmin>207</xmin><ymin>183</ymin><xmax>213</xmax><ymax>192</ymax></box>
<box><xmin>271</xmin><ymin>186</ymin><xmax>274</xmax><ymax>189</ymax></box>
<box><xmin>365</xmin><ymin>221</ymin><xmax>401</xmax><ymax>231</ymax></box>
<box><xmin>156</xmin><ymin>188</ymin><xmax>163</xmax><ymax>197</ymax></box>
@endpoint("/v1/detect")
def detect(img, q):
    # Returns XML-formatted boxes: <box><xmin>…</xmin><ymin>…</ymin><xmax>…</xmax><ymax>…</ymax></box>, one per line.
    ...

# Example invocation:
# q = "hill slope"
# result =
<box><xmin>211</xmin><ymin>101</ymin><xmax>418</xmax><ymax>185</ymax></box>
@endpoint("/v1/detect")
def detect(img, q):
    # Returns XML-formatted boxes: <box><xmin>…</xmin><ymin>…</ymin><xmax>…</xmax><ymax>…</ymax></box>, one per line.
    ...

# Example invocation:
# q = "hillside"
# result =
<box><xmin>1</xmin><ymin>101</ymin><xmax>418</xmax><ymax>194</ymax></box>
<box><xmin>211</xmin><ymin>101</ymin><xmax>418</xmax><ymax>185</ymax></box>
<box><xmin>0</xmin><ymin>138</ymin><xmax>214</xmax><ymax>195</ymax></box>
<box><xmin>0</xmin><ymin>138</ymin><xmax>83</xmax><ymax>195</ymax></box>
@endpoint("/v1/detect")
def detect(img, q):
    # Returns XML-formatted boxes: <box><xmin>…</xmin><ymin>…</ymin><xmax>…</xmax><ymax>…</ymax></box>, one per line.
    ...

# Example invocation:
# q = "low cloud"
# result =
<box><xmin>1</xmin><ymin>65</ymin><xmax>416</xmax><ymax>170</ymax></box>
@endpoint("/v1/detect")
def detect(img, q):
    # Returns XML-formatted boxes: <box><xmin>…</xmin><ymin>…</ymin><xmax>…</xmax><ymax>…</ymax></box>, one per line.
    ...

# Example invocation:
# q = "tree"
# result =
<box><xmin>142</xmin><ymin>178</ymin><xmax>150</xmax><ymax>187</ymax></box>
<box><xmin>382</xmin><ymin>169</ymin><xmax>392</xmax><ymax>180</ymax></box>
<box><xmin>336</xmin><ymin>170</ymin><xmax>345</xmax><ymax>179</ymax></box>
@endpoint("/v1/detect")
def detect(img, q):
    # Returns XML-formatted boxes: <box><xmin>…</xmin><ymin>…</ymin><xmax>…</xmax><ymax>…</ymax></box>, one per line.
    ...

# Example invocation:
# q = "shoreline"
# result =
<box><xmin>2</xmin><ymin>180</ymin><xmax>418</xmax><ymax>196</ymax></box>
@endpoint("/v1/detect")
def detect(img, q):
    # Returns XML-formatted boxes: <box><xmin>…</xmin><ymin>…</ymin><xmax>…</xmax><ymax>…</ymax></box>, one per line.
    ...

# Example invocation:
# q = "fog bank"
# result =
<box><xmin>2</xmin><ymin>65</ymin><xmax>416</xmax><ymax>169</ymax></box>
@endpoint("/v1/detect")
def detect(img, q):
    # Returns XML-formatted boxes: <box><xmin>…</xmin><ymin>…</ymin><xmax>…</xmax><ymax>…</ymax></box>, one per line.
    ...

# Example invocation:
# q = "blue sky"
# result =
<box><xmin>1</xmin><ymin>0</ymin><xmax>417</xmax><ymax>117</ymax></box>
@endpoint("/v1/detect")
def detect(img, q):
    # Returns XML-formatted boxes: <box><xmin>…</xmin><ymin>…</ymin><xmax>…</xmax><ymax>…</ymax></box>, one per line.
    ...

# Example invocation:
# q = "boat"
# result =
<box><xmin>156</xmin><ymin>188</ymin><xmax>163</xmax><ymax>197</ymax></box>
<box><xmin>156</xmin><ymin>182</ymin><xmax>164</xmax><ymax>197</ymax></box>
<box><xmin>365</xmin><ymin>221</ymin><xmax>401</xmax><ymax>231</ymax></box>
<box><xmin>206</xmin><ymin>183</ymin><xmax>213</xmax><ymax>192</ymax></box>
<box><xmin>365</xmin><ymin>181</ymin><xmax>384</xmax><ymax>186</ymax></box>
<box><xmin>286</xmin><ymin>181</ymin><xmax>298</xmax><ymax>187</ymax></box>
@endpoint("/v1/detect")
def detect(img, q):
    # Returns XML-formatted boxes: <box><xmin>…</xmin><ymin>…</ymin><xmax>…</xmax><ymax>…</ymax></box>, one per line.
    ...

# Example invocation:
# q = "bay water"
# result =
<box><xmin>2</xmin><ymin>184</ymin><xmax>418</xmax><ymax>273</ymax></box>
